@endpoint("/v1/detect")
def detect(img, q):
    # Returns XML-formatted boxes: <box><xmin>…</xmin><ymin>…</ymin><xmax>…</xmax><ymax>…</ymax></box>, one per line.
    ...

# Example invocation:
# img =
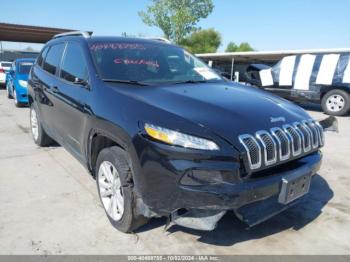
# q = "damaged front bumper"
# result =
<box><xmin>173</xmin><ymin>152</ymin><xmax>321</xmax><ymax>230</ymax></box>
<box><xmin>133</xmin><ymin>134</ymin><xmax>322</xmax><ymax>231</ymax></box>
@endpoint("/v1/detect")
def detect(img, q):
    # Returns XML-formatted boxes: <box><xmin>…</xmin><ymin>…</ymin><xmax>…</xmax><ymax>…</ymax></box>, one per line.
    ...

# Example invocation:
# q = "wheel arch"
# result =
<box><xmin>320</xmin><ymin>86</ymin><xmax>350</xmax><ymax>99</ymax></box>
<box><xmin>87</xmin><ymin>126</ymin><xmax>133</xmax><ymax>177</ymax></box>
<box><xmin>27</xmin><ymin>93</ymin><xmax>34</xmax><ymax>105</ymax></box>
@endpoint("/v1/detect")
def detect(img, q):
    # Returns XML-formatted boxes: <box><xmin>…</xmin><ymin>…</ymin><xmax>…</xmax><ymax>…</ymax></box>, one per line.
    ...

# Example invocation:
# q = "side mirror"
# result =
<box><xmin>73</xmin><ymin>77</ymin><xmax>88</xmax><ymax>87</ymax></box>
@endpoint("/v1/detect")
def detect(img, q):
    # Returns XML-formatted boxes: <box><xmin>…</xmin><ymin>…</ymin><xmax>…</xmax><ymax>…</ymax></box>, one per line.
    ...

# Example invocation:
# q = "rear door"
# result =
<box><xmin>37</xmin><ymin>43</ymin><xmax>66</xmax><ymax>141</ymax></box>
<box><xmin>54</xmin><ymin>41</ymin><xmax>90</xmax><ymax>160</ymax></box>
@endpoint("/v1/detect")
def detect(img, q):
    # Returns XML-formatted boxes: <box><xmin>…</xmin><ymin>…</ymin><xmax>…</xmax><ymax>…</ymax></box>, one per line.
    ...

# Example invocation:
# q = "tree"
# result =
<box><xmin>225</xmin><ymin>41</ymin><xmax>255</xmax><ymax>52</ymax></box>
<box><xmin>225</xmin><ymin>42</ymin><xmax>238</xmax><ymax>52</ymax></box>
<box><xmin>24</xmin><ymin>46</ymin><xmax>34</xmax><ymax>52</ymax></box>
<box><xmin>180</xmin><ymin>28</ymin><xmax>221</xmax><ymax>54</ymax></box>
<box><xmin>139</xmin><ymin>0</ymin><xmax>214</xmax><ymax>44</ymax></box>
<box><xmin>237</xmin><ymin>42</ymin><xmax>254</xmax><ymax>52</ymax></box>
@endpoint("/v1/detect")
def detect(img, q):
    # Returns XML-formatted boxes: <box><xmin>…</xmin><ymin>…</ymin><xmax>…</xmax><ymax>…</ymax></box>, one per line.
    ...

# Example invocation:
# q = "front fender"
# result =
<box><xmin>85</xmin><ymin>118</ymin><xmax>144</xmax><ymax>194</ymax></box>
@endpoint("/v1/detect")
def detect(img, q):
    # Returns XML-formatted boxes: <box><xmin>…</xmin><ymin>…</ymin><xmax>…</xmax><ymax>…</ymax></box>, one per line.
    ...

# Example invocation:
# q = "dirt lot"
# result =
<box><xmin>0</xmin><ymin>89</ymin><xmax>349</xmax><ymax>255</ymax></box>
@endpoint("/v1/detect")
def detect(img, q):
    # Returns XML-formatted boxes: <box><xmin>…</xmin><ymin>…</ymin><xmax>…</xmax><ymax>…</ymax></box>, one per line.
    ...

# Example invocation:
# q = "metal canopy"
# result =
<box><xmin>0</xmin><ymin>22</ymin><xmax>88</xmax><ymax>43</ymax></box>
<box><xmin>197</xmin><ymin>48</ymin><xmax>350</xmax><ymax>64</ymax></box>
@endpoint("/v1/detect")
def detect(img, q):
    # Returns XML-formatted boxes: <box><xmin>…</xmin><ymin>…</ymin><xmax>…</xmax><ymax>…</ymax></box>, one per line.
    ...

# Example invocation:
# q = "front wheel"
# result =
<box><xmin>96</xmin><ymin>146</ymin><xmax>149</xmax><ymax>233</ymax></box>
<box><xmin>6</xmin><ymin>83</ymin><xmax>13</xmax><ymax>99</ymax></box>
<box><xmin>13</xmin><ymin>88</ymin><xmax>21</xmax><ymax>107</ymax></box>
<box><xmin>30</xmin><ymin>103</ymin><xmax>54</xmax><ymax>146</ymax></box>
<box><xmin>321</xmin><ymin>89</ymin><xmax>350</xmax><ymax>116</ymax></box>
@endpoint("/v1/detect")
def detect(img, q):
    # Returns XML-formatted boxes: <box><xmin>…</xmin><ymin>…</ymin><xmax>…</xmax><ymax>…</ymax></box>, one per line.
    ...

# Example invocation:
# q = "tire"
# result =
<box><xmin>6</xmin><ymin>83</ymin><xmax>13</xmax><ymax>99</ymax></box>
<box><xmin>321</xmin><ymin>89</ymin><xmax>350</xmax><ymax>116</ymax></box>
<box><xmin>30</xmin><ymin>103</ymin><xmax>54</xmax><ymax>146</ymax></box>
<box><xmin>96</xmin><ymin>146</ymin><xmax>149</xmax><ymax>233</ymax></box>
<box><xmin>13</xmin><ymin>88</ymin><xmax>21</xmax><ymax>107</ymax></box>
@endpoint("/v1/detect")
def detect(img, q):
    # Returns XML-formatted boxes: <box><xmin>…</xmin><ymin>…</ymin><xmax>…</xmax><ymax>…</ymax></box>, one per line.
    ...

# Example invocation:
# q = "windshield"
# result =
<box><xmin>18</xmin><ymin>62</ymin><xmax>33</xmax><ymax>74</ymax></box>
<box><xmin>89</xmin><ymin>41</ymin><xmax>222</xmax><ymax>85</ymax></box>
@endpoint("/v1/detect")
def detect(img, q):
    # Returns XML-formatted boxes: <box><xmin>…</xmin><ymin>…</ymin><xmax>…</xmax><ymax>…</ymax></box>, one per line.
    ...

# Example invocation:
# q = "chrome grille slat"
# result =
<box><xmin>315</xmin><ymin>122</ymin><xmax>325</xmax><ymax>146</ymax></box>
<box><xmin>256</xmin><ymin>131</ymin><xmax>277</xmax><ymax>166</ymax></box>
<box><xmin>283</xmin><ymin>124</ymin><xmax>302</xmax><ymax>156</ymax></box>
<box><xmin>294</xmin><ymin>122</ymin><xmax>312</xmax><ymax>152</ymax></box>
<box><xmin>271</xmin><ymin>127</ymin><xmax>290</xmax><ymax>161</ymax></box>
<box><xmin>239</xmin><ymin>134</ymin><xmax>262</xmax><ymax>170</ymax></box>
<box><xmin>302</xmin><ymin>120</ymin><xmax>315</xmax><ymax>150</ymax></box>
<box><xmin>306</xmin><ymin>120</ymin><xmax>319</xmax><ymax>148</ymax></box>
<box><xmin>312</xmin><ymin>122</ymin><xmax>322</xmax><ymax>147</ymax></box>
<box><xmin>239</xmin><ymin>120</ymin><xmax>324</xmax><ymax>171</ymax></box>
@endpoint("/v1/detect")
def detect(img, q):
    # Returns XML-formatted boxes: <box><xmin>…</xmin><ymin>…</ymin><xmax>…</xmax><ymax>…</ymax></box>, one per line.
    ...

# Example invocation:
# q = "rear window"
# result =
<box><xmin>37</xmin><ymin>47</ymin><xmax>49</xmax><ymax>67</ymax></box>
<box><xmin>43</xmin><ymin>43</ymin><xmax>65</xmax><ymax>75</ymax></box>
<box><xmin>18</xmin><ymin>62</ymin><xmax>34</xmax><ymax>74</ymax></box>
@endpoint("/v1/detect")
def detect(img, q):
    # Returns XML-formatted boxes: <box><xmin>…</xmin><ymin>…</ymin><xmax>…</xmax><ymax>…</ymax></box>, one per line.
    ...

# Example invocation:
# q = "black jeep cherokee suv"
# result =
<box><xmin>28</xmin><ymin>32</ymin><xmax>324</xmax><ymax>232</ymax></box>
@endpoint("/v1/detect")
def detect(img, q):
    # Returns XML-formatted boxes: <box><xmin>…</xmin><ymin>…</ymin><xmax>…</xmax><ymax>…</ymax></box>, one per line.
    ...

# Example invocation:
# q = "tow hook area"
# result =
<box><xmin>171</xmin><ymin>209</ymin><xmax>226</xmax><ymax>231</ymax></box>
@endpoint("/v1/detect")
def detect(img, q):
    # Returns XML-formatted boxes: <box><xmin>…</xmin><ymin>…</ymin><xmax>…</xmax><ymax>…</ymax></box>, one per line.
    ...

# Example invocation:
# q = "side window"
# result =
<box><xmin>37</xmin><ymin>46</ymin><xmax>49</xmax><ymax>67</ymax></box>
<box><xmin>43</xmin><ymin>43</ymin><xmax>65</xmax><ymax>75</ymax></box>
<box><xmin>60</xmin><ymin>42</ymin><xmax>88</xmax><ymax>83</ymax></box>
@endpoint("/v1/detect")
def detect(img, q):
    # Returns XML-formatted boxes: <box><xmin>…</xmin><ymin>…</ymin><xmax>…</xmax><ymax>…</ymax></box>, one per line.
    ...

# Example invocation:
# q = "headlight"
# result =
<box><xmin>18</xmin><ymin>80</ymin><xmax>28</xmax><ymax>88</ymax></box>
<box><xmin>144</xmin><ymin>123</ymin><xmax>219</xmax><ymax>150</ymax></box>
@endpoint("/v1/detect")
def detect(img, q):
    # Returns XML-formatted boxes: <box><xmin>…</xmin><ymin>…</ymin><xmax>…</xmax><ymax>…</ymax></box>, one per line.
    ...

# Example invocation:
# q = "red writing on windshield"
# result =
<box><xmin>90</xmin><ymin>43</ymin><xmax>146</xmax><ymax>51</ymax></box>
<box><xmin>114</xmin><ymin>58</ymin><xmax>159</xmax><ymax>68</ymax></box>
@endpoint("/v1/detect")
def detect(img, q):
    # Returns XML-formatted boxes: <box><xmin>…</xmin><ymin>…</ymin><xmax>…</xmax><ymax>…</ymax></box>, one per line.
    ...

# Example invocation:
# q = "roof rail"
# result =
<box><xmin>143</xmin><ymin>37</ymin><xmax>172</xmax><ymax>44</ymax></box>
<box><xmin>53</xmin><ymin>31</ymin><xmax>92</xmax><ymax>39</ymax></box>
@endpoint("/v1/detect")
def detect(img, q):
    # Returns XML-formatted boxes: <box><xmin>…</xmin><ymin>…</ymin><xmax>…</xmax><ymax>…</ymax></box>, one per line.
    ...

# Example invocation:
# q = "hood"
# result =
<box><xmin>16</xmin><ymin>73</ymin><xmax>29</xmax><ymax>81</ymax></box>
<box><xmin>113</xmin><ymin>82</ymin><xmax>311</xmax><ymax>144</ymax></box>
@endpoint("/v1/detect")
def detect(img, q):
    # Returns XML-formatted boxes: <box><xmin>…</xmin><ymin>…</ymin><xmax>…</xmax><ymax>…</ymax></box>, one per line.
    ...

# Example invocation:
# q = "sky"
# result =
<box><xmin>1</xmin><ymin>0</ymin><xmax>349</xmax><ymax>52</ymax></box>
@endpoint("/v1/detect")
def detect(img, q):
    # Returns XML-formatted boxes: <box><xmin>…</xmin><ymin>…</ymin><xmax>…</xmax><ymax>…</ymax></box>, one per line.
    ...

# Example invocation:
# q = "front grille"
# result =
<box><xmin>256</xmin><ymin>131</ymin><xmax>277</xmax><ymax>166</ymax></box>
<box><xmin>294</xmin><ymin>122</ymin><xmax>312</xmax><ymax>152</ymax></box>
<box><xmin>238</xmin><ymin>135</ymin><xmax>261</xmax><ymax>170</ymax></box>
<box><xmin>283</xmin><ymin>124</ymin><xmax>302</xmax><ymax>156</ymax></box>
<box><xmin>271</xmin><ymin>127</ymin><xmax>290</xmax><ymax>161</ymax></box>
<box><xmin>239</xmin><ymin>119</ymin><xmax>324</xmax><ymax>170</ymax></box>
<box><xmin>315</xmin><ymin>122</ymin><xmax>325</xmax><ymax>146</ymax></box>
<box><xmin>305</xmin><ymin>121</ymin><xmax>320</xmax><ymax>148</ymax></box>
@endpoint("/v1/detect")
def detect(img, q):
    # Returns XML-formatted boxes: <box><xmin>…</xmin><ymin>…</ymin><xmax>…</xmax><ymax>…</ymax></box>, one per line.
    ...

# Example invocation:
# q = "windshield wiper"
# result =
<box><xmin>102</xmin><ymin>79</ymin><xmax>149</xmax><ymax>86</ymax></box>
<box><xmin>171</xmin><ymin>80</ymin><xmax>209</xmax><ymax>85</ymax></box>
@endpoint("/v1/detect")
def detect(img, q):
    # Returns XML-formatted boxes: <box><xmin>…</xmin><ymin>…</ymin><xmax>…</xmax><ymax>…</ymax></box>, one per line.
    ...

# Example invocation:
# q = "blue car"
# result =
<box><xmin>6</xmin><ymin>58</ymin><xmax>35</xmax><ymax>107</ymax></box>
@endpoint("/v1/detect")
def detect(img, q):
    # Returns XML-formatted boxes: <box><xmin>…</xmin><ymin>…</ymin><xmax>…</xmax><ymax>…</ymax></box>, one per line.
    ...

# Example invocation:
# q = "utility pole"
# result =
<box><xmin>230</xmin><ymin>57</ymin><xmax>235</xmax><ymax>81</ymax></box>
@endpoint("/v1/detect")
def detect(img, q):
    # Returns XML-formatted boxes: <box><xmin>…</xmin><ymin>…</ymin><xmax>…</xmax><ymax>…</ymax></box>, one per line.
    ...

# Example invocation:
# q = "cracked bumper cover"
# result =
<box><xmin>132</xmin><ymin>135</ymin><xmax>322</xmax><ymax>229</ymax></box>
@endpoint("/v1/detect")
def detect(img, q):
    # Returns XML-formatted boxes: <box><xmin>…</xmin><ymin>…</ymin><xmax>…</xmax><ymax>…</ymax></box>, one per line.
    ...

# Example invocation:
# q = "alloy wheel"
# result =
<box><xmin>13</xmin><ymin>89</ymin><xmax>18</xmax><ymax>104</ymax></box>
<box><xmin>30</xmin><ymin>108</ymin><xmax>39</xmax><ymax>141</ymax></box>
<box><xmin>98</xmin><ymin>161</ymin><xmax>124</xmax><ymax>221</ymax></box>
